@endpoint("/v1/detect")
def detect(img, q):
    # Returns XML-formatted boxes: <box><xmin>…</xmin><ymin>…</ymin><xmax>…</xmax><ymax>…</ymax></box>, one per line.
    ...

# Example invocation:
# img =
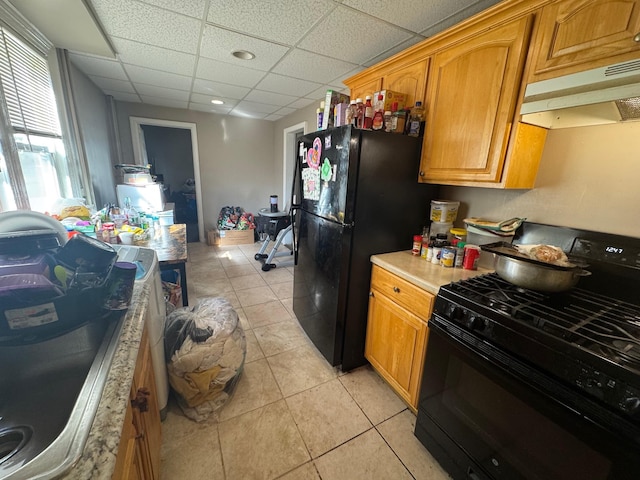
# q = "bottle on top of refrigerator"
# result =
<box><xmin>407</xmin><ymin>101</ymin><xmax>425</xmax><ymax>137</ymax></box>
<box><xmin>345</xmin><ymin>100</ymin><xmax>356</xmax><ymax>126</ymax></box>
<box><xmin>355</xmin><ymin>98</ymin><xmax>364</xmax><ymax>128</ymax></box>
<box><xmin>317</xmin><ymin>107</ymin><xmax>323</xmax><ymax>130</ymax></box>
<box><xmin>363</xmin><ymin>95</ymin><xmax>374</xmax><ymax>129</ymax></box>
<box><xmin>384</xmin><ymin>111</ymin><xmax>393</xmax><ymax>132</ymax></box>
<box><xmin>372</xmin><ymin>95</ymin><xmax>385</xmax><ymax>130</ymax></box>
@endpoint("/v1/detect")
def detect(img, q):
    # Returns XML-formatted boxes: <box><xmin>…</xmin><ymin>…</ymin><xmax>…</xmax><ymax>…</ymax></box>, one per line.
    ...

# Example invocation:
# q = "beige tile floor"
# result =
<box><xmin>160</xmin><ymin>241</ymin><xmax>450</xmax><ymax>480</ymax></box>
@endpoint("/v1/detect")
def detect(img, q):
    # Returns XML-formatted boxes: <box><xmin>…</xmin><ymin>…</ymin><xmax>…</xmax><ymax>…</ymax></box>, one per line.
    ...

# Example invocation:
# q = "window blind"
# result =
<box><xmin>0</xmin><ymin>27</ymin><xmax>60</xmax><ymax>136</ymax></box>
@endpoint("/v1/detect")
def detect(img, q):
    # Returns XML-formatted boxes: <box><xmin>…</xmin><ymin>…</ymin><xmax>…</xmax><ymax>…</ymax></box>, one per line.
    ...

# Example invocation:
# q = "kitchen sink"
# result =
<box><xmin>0</xmin><ymin>311</ymin><xmax>126</xmax><ymax>479</ymax></box>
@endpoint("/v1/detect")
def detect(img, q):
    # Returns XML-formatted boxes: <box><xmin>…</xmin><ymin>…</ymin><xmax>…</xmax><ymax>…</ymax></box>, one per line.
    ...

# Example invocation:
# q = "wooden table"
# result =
<box><xmin>138</xmin><ymin>223</ymin><xmax>189</xmax><ymax>306</ymax></box>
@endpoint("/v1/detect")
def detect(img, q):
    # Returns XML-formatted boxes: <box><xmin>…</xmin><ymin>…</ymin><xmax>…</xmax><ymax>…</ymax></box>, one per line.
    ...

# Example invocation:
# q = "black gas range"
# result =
<box><xmin>415</xmin><ymin>223</ymin><xmax>640</xmax><ymax>480</ymax></box>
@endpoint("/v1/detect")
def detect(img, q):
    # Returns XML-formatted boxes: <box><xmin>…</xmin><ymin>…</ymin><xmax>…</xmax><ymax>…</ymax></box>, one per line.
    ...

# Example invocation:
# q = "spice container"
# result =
<box><xmin>412</xmin><ymin>235</ymin><xmax>422</xmax><ymax>255</ymax></box>
<box><xmin>454</xmin><ymin>241</ymin><xmax>466</xmax><ymax>268</ymax></box>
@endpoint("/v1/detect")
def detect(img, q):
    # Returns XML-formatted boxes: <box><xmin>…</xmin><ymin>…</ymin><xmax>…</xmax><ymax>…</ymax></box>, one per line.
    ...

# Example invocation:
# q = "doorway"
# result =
<box><xmin>130</xmin><ymin>117</ymin><xmax>204</xmax><ymax>243</ymax></box>
<box><xmin>283</xmin><ymin>122</ymin><xmax>307</xmax><ymax>208</ymax></box>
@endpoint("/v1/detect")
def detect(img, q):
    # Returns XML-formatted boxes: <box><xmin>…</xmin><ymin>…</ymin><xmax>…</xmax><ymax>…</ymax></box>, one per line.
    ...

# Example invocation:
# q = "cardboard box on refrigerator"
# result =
<box><xmin>208</xmin><ymin>228</ymin><xmax>254</xmax><ymax>246</ymax></box>
<box><xmin>322</xmin><ymin>89</ymin><xmax>350</xmax><ymax>129</ymax></box>
<box><xmin>373</xmin><ymin>90</ymin><xmax>407</xmax><ymax>113</ymax></box>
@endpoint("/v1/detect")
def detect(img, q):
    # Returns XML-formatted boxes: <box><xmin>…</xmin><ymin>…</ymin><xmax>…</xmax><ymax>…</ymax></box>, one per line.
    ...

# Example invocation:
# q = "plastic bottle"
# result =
<box><xmin>384</xmin><ymin>111</ymin><xmax>393</xmax><ymax>132</ymax></box>
<box><xmin>345</xmin><ymin>100</ymin><xmax>356</xmax><ymax>126</ymax></box>
<box><xmin>372</xmin><ymin>94</ymin><xmax>385</xmax><ymax>130</ymax></box>
<box><xmin>355</xmin><ymin>98</ymin><xmax>364</xmax><ymax>128</ymax></box>
<box><xmin>363</xmin><ymin>95</ymin><xmax>374</xmax><ymax>129</ymax></box>
<box><xmin>408</xmin><ymin>101</ymin><xmax>425</xmax><ymax>137</ymax></box>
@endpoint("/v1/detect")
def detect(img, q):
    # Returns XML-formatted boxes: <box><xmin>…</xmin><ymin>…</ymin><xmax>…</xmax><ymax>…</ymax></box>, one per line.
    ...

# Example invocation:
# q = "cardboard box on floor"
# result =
<box><xmin>207</xmin><ymin>228</ymin><xmax>254</xmax><ymax>246</ymax></box>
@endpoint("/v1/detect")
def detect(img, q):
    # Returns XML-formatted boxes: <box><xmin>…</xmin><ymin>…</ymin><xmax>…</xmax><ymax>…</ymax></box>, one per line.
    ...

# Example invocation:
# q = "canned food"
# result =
<box><xmin>440</xmin><ymin>246</ymin><xmax>456</xmax><ymax>267</ymax></box>
<box><xmin>463</xmin><ymin>245</ymin><xmax>481</xmax><ymax>270</ymax></box>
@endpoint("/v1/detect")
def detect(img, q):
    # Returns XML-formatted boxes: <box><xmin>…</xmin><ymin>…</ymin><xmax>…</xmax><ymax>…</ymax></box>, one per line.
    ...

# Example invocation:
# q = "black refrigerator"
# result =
<box><xmin>293</xmin><ymin>125</ymin><xmax>439</xmax><ymax>371</ymax></box>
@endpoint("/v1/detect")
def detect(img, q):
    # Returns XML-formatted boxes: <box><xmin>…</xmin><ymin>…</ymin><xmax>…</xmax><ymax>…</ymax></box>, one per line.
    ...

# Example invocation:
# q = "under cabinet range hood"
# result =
<box><xmin>520</xmin><ymin>59</ymin><xmax>640</xmax><ymax>128</ymax></box>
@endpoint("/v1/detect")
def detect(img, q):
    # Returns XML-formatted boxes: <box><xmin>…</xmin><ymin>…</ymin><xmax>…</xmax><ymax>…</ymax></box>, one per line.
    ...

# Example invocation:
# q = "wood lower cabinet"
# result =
<box><xmin>419</xmin><ymin>15</ymin><xmax>542</xmax><ymax>187</ymax></box>
<box><xmin>113</xmin><ymin>325</ymin><xmax>162</xmax><ymax>480</ymax></box>
<box><xmin>530</xmin><ymin>0</ymin><xmax>640</xmax><ymax>81</ymax></box>
<box><xmin>365</xmin><ymin>265</ymin><xmax>434</xmax><ymax>412</ymax></box>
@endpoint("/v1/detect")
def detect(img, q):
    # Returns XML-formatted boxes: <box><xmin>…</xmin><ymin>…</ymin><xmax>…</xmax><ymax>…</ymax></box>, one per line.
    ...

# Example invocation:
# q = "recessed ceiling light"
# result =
<box><xmin>211</xmin><ymin>99</ymin><xmax>224</xmax><ymax>105</ymax></box>
<box><xmin>232</xmin><ymin>50</ymin><xmax>255</xmax><ymax>60</ymax></box>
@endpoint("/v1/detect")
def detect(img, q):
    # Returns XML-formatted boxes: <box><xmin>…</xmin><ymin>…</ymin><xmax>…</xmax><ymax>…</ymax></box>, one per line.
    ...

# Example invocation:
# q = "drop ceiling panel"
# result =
<box><xmin>89</xmin><ymin>76</ymin><xmax>137</xmax><ymax>93</ymax></box>
<box><xmin>140</xmin><ymin>96</ymin><xmax>188</xmax><ymax>109</ymax></box>
<box><xmin>103</xmin><ymin>90</ymin><xmax>141</xmax><ymax>103</ymax></box>
<box><xmin>265</xmin><ymin>114</ymin><xmax>284</xmax><ymax>121</ymax></box>
<box><xmin>299</xmin><ymin>6</ymin><xmax>412</xmax><ymax>64</ymax></box>
<box><xmin>273</xmin><ymin>49</ymin><xmax>357</xmax><ymax>84</ymax></box>
<box><xmin>235</xmin><ymin>100</ymin><xmax>280</xmax><ymax>114</ymax></box>
<box><xmin>206</xmin><ymin>0</ymin><xmax>336</xmax><ymax>45</ymax></box>
<box><xmin>68</xmin><ymin>53</ymin><xmax>128</xmax><ymax>80</ymax></box>
<box><xmin>124</xmin><ymin>65</ymin><xmax>193</xmax><ymax>90</ymax></box>
<box><xmin>90</xmin><ymin>0</ymin><xmax>201</xmax><ymax>54</ymax></box>
<box><xmin>275</xmin><ymin>107</ymin><xmax>297</xmax><ymax>116</ymax></box>
<box><xmin>189</xmin><ymin>102</ymin><xmax>233</xmax><ymax>114</ymax></box>
<box><xmin>135</xmin><ymin>84</ymin><xmax>190</xmax><ymax>101</ymax></box>
<box><xmin>113</xmin><ymin>38</ymin><xmax>196</xmax><ymax>75</ymax></box>
<box><xmin>138</xmin><ymin>0</ymin><xmax>207</xmax><ymax>18</ymax></box>
<box><xmin>287</xmin><ymin>98</ymin><xmax>316</xmax><ymax>109</ymax></box>
<box><xmin>244</xmin><ymin>90</ymin><xmax>298</xmax><ymax>107</ymax></box>
<box><xmin>196</xmin><ymin>57</ymin><xmax>266</xmax><ymax>88</ymax></box>
<box><xmin>200</xmin><ymin>25</ymin><xmax>290</xmax><ymax>72</ymax></box>
<box><xmin>364</xmin><ymin>35</ymin><xmax>426</xmax><ymax>67</ymax></box>
<box><xmin>256</xmin><ymin>73</ymin><xmax>321</xmax><ymax>97</ymax></box>
<box><xmin>192</xmin><ymin>79</ymin><xmax>250</xmax><ymax>100</ymax></box>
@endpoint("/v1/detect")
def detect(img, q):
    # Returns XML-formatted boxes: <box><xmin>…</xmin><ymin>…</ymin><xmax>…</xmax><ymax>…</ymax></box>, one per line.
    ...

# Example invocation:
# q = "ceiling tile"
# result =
<box><xmin>419</xmin><ymin>0</ymin><xmax>501</xmax><ymax>37</ymax></box>
<box><xmin>192</xmin><ymin>79</ymin><xmax>250</xmax><ymax>100</ymax></box>
<box><xmin>363</xmin><ymin>35</ymin><xmax>425</xmax><ymax>67</ymax></box>
<box><xmin>140</xmin><ymin>95</ymin><xmax>189</xmax><ymax>109</ymax></box>
<box><xmin>189</xmin><ymin>103</ymin><xmax>233</xmax><ymax>114</ymax></box>
<box><xmin>228</xmin><ymin>110</ymin><xmax>269</xmax><ymax>119</ymax></box>
<box><xmin>332</xmin><ymin>66</ymin><xmax>365</xmax><ymax>86</ymax></box>
<box><xmin>272</xmin><ymin>49</ymin><xmax>357</xmax><ymax>84</ymax></box>
<box><xmin>68</xmin><ymin>53</ymin><xmax>128</xmax><ymax>80</ymax></box>
<box><xmin>299</xmin><ymin>6</ymin><xmax>412</xmax><ymax>64</ymax></box>
<box><xmin>91</xmin><ymin>0</ymin><xmax>201</xmax><ymax>54</ymax></box>
<box><xmin>244</xmin><ymin>90</ymin><xmax>298</xmax><ymax>107</ymax></box>
<box><xmin>307</xmin><ymin>84</ymin><xmax>349</xmax><ymax>102</ymax></box>
<box><xmin>123</xmin><ymin>65</ymin><xmax>192</xmax><ymax>90</ymax></box>
<box><xmin>200</xmin><ymin>25</ymin><xmax>290</xmax><ymax>72</ymax></box>
<box><xmin>206</xmin><ymin>0</ymin><xmax>336</xmax><ymax>45</ymax></box>
<box><xmin>255</xmin><ymin>73</ymin><xmax>321</xmax><ymax>97</ymax></box>
<box><xmin>103</xmin><ymin>90</ymin><xmax>142</xmax><ymax>103</ymax></box>
<box><xmin>138</xmin><ymin>0</ymin><xmax>206</xmax><ymax>18</ymax></box>
<box><xmin>287</xmin><ymin>97</ymin><xmax>316</xmax><ymax>109</ymax></box>
<box><xmin>275</xmin><ymin>106</ymin><xmax>297</xmax><ymax>116</ymax></box>
<box><xmin>190</xmin><ymin>93</ymin><xmax>238</xmax><ymax>107</ymax></box>
<box><xmin>234</xmin><ymin>100</ymin><xmax>280</xmax><ymax>114</ymax></box>
<box><xmin>89</xmin><ymin>76</ymin><xmax>136</xmax><ymax>93</ymax></box>
<box><xmin>196</xmin><ymin>57</ymin><xmax>266</xmax><ymax>88</ymax></box>
<box><xmin>135</xmin><ymin>84</ymin><xmax>190</xmax><ymax>101</ymax></box>
<box><xmin>112</xmin><ymin>38</ymin><xmax>196</xmax><ymax>76</ymax></box>
<box><xmin>265</xmin><ymin>114</ymin><xmax>284</xmax><ymax>121</ymax></box>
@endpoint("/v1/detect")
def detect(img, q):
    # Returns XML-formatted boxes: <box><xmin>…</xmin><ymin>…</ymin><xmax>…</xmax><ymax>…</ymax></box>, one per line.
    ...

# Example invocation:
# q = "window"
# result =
<box><xmin>0</xmin><ymin>25</ymin><xmax>83</xmax><ymax>212</ymax></box>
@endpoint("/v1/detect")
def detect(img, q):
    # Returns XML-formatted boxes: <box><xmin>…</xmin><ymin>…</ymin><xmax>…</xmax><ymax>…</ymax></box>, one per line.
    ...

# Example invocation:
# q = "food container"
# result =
<box><xmin>450</xmin><ymin>228</ymin><xmax>467</xmax><ymax>244</ymax></box>
<box><xmin>430</xmin><ymin>200</ymin><xmax>460</xmax><ymax>223</ymax></box>
<box><xmin>466</xmin><ymin>225</ymin><xmax>515</xmax><ymax>246</ymax></box>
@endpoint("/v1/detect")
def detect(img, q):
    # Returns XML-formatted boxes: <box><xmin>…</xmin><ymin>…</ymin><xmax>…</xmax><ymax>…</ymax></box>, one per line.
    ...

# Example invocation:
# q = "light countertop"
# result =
<box><xmin>370</xmin><ymin>250</ymin><xmax>493</xmax><ymax>295</ymax></box>
<box><xmin>60</xmin><ymin>282</ymin><xmax>150</xmax><ymax>479</ymax></box>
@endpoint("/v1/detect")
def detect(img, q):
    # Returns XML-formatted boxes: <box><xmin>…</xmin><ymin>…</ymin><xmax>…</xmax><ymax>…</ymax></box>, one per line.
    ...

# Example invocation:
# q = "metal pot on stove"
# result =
<box><xmin>482</xmin><ymin>242</ymin><xmax>591</xmax><ymax>292</ymax></box>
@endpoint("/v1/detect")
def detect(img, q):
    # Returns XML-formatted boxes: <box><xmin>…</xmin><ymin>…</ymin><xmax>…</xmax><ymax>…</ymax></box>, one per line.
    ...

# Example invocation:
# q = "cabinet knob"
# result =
<box><xmin>131</xmin><ymin>387</ymin><xmax>150</xmax><ymax>412</ymax></box>
<box><xmin>634</xmin><ymin>33</ymin><xmax>640</xmax><ymax>42</ymax></box>
<box><xmin>393</xmin><ymin>286</ymin><xmax>400</xmax><ymax>293</ymax></box>
<box><xmin>369</xmin><ymin>291</ymin><xmax>374</xmax><ymax>297</ymax></box>
<box><xmin>419</xmin><ymin>171</ymin><xmax>425</xmax><ymax>176</ymax></box>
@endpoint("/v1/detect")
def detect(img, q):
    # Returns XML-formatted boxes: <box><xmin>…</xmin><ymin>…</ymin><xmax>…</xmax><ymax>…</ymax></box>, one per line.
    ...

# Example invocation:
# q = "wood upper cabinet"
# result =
<box><xmin>530</xmin><ymin>0</ymin><xmax>640</xmax><ymax>81</ymax></box>
<box><xmin>349</xmin><ymin>77</ymin><xmax>382</xmax><ymax>103</ymax></box>
<box><xmin>365</xmin><ymin>265</ymin><xmax>434</xmax><ymax>412</ymax></box>
<box><xmin>419</xmin><ymin>15</ymin><xmax>540</xmax><ymax>186</ymax></box>
<box><xmin>113</xmin><ymin>326</ymin><xmax>162</xmax><ymax>480</ymax></box>
<box><xmin>382</xmin><ymin>58</ymin><xmax>430</xmax><ymax>108</ymax></box>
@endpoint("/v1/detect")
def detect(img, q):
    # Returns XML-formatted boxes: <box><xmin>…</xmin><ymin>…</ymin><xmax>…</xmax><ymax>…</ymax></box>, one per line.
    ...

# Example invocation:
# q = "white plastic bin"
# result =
<box><xmin>158</xmin><ymin>210</ymin><xmax>174</xmax><ymax>226</ymax></box>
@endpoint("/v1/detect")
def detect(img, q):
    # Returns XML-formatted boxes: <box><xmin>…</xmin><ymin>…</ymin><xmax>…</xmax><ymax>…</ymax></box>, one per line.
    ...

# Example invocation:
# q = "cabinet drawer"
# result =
<box><xmin>370</xmin><ymin>265</ymin><xmax>434</xmax><ymax>320</ymax></box>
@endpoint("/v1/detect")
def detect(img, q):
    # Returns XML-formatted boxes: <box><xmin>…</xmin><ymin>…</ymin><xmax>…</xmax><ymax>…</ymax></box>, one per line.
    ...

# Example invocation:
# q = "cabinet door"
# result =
<box><xmin>383</xmin><ymin>58</ymin><xmax>430</xmax><ymax>108</ymax></box>
<box><xmin>532</xmin><ymin>0</ymin><xmax>640</xmax><ymax>80</ymax></box>
<box><xmin>112</xmin><ymin>402</ymin><xmax>144</xmax><ymax>480</ymax></box>
<box><xmin>365</xmin><ymin>289</ymin><xmax>428</xmax><ymax>410</ymax></box>
<box><xmin>349</xmin><ymin>77</ymin><xmax>383</xmax><ymax>102</ymax></box>
<box><xmin>419</xmin><ymin>15</ymin><xmax>533</xmax><ymax>184</ymax></box>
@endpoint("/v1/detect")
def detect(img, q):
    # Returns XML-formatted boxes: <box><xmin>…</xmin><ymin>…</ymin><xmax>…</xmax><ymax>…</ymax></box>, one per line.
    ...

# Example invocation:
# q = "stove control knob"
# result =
<box><xmin>467</xmin><ymin>315</ymin><xmax>485</xmax><ymax>331</ymax></box>
<box><xmin>446</xmin><ymin>304</ymin><xmax>463</xmax><ymax>321</ymax></box>
<box><xmin>621</xmin><ymin>397</ymin><xmax>640</xmax><ymax>415</ymax></box>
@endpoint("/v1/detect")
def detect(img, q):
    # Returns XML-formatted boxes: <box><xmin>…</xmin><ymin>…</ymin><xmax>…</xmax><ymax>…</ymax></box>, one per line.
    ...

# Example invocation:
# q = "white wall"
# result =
<box><xmin>441</xmin><ymin>121</ymin><xmax>640</xmax><ymax>238</ymax></box>
<box><xmin>115</xmin><ymin>102</ymin><xmax>276</xmax><ymax>230</ymax></box>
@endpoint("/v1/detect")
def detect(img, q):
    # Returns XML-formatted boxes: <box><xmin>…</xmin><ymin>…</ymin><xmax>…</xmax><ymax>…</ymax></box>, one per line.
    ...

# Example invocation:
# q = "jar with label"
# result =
<box><xmin>412</xmin><ymin>235</ymin><xmax>422</xmax><ymax>255</ymax></box>
<box><xmin>407</xmin><ymin>101</ymin><xmax>425</xmax><ymax>137</ymax></box>
<box><xmin>394</xmin><ymin>110</ymin><xmax>406</xmax><ymax>134</ymax></box>
<box><xmin>384</xmin><ymin>111</ymin><xmax>393</xmax><ymax>132</ymax></box>
<box><xmin>363</xmin><ymin>95</ymin><xmax>374</xmax><ymax>129</ymax></box>
<box><xmin>454</xmin><ymin>241</ymin><xmax>466</xmax><ymax>268</ymax></box>
<box><xmin>426</xmin><ymin>236</ymin><xmax>436</xmax><ymax>261</ymax></box>
<box><xmin>345</xmin><ymin>100</ymin><xmax>356</xmax><ymax>126</ymax></box>
<box><xmin>431</xmin><ymin>241</ymin><xmax>443</xmax><ymax>264</ymax></box>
